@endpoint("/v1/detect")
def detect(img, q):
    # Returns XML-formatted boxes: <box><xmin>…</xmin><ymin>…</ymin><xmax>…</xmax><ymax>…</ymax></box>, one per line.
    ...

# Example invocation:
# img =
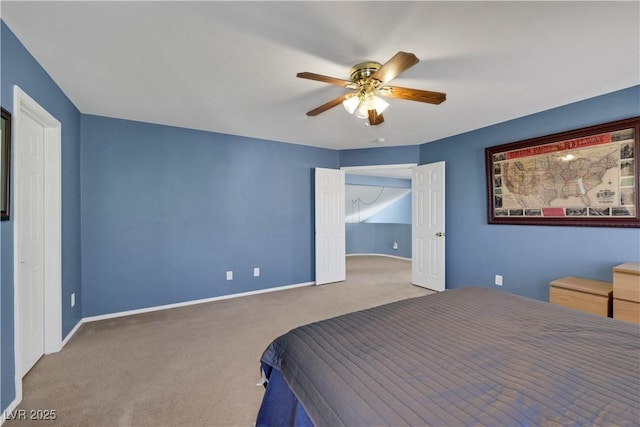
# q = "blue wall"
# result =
<box><xmin>346</xmin><ymin>223</ymin><xmax>411</xmax><ymax>258</ymax></box>
<box><xmin>2</xmin><ymin>16</ymin><xmax>639</xmax><ymax>417</ymax></box>
<box><xmin>1</xmin><ymin>21</ymin><xmax>83</xmax><ymax>411</ymax></box>
<box><xmin>80</xmin><ymin>115</ymin><xmax>338</xmax><ymax>316</ymax></box>
<box><xmin>364</xmin><ymin>193</ymin><xmax>411</xmax><ymax>224</ymax></box>
<box><xmin>340</xmin><ymin>145</ymin><xmax>419</xmax><ymax>167</ymax></box>
<box><xmin>345</xmin><ymin>174</ymin><xmax>412</xmax><ymax>257</ymax></box>
<box><xmin>420</xmin><ymin>86</ymin><xmax>640</xmax><ymax>301</ymax></box>
<box><xmin>345</xmin><ymin>174</ymin><xmax>411</xmax><ymax>224</ymax></box>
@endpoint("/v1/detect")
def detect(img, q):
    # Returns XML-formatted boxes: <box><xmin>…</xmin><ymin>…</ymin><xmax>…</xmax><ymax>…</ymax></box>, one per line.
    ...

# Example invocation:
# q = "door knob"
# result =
<box><xmin>436</xmin><ymin>232</ymin><xmax>445</xmax><ymax>237</ymax></box>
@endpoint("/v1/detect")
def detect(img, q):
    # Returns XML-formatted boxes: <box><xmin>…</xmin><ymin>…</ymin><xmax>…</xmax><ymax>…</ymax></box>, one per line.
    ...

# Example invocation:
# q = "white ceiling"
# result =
<box><xmin>2</xmin><ymin>1</ymin><xmax>639</xmax><ymax>150</ymax></box>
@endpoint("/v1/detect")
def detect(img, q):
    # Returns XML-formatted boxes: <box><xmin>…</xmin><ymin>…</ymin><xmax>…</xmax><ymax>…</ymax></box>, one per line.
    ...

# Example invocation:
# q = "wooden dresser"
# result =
<box><xmin>613</xmin><ymin>262</ymin><xmax>640</xmax><ymax>324</ymax></box>
<box><xmin>549</xmin><ymin>276</ymin><xmax>613</xmax><ymax>317</ymax></box>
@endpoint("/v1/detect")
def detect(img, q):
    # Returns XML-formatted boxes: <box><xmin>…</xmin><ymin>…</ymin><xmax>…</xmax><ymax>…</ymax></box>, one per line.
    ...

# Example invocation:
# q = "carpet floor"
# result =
<box><xmin>4</xmin><ymin>255</ymin><xmax>432</xmax><ymax>427</ymax></box>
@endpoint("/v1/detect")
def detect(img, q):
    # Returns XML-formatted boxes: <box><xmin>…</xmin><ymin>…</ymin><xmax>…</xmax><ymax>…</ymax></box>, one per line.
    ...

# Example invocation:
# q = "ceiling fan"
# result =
<box><xmin>297</xmin><ymin>51</ymin><xmax>446</xmax><ymax>126</ymax></box>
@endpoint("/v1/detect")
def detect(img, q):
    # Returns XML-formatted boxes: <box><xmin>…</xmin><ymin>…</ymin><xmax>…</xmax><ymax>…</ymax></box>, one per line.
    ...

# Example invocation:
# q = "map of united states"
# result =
<box><xmin>501</xmin><ymin>147</ymin><xmax>619</xmax><ymax>208</ymax></box>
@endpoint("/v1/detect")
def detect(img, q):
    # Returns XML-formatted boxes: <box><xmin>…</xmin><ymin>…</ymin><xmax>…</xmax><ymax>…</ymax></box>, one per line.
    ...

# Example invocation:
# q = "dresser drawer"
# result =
<box><xmin>613</xmin><ymin>262</ymin><xmax>640</xmax><ymax>303</ymax></box>
<box><xmin>613</xmin><ymin>298</ymin><xmax>640</xmax><ymax>324</ymax></box>
<box><xmin>550</xmin><ymin>276</ymin><xmax>612</xmax><ymax>317</ymax></box>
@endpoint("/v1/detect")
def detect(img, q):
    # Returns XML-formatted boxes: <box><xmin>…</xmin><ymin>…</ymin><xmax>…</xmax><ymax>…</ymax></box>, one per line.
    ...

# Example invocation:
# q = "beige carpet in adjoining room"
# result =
<box><xmin>5</xmin><ymin>256</ymin><xmax>432</xmax><ymax>427</ymax></box>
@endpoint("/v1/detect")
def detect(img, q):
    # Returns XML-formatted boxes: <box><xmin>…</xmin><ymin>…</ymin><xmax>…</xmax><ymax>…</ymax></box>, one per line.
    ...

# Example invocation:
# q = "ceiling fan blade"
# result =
<box><xmin>297</xmin><ymin>72</ymin><xmax>354</xmax><ymax>88</ymax></box>
<box><xmin>305</xmin><ymin>94</ymin><xmax>348</xmax><ymax>116</ymax></box>
<box><xmin>380</xmin><ymin>86</ymin><xmax>446</xmax><ymax>104</ymax></box>
<box><xmin>370</xmin><ymin>51</ymin><xmax>419</xmax><ymax>83</ymax></box>
<box><xmin>368</xmin><ymin>110</ymin><xmax>384</xmax><ymax>126</ymax></box>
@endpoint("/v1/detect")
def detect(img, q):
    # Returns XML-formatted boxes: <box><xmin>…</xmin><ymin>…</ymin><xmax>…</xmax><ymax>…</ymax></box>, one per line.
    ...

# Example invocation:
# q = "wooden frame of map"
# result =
<box><xmin>485</xmin><ymin>116</ymin><xmax>640</xmax><ymax>227</ymax></box>
<box><xmin>1</xmin><ymin>108</ymin><xmax>10</xmax><ymax>221</ymax></box>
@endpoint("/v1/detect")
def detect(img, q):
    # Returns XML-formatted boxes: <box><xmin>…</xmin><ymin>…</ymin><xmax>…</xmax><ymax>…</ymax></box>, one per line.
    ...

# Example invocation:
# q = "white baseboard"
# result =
<box><xmin>59</xmin><ymin>318</ymin><xmax>84</xmax><ymax>349</ymax></box>
<box><xmin>1</xmin><ymin>398</ymin><xmax>20</xmax><ymax>425</ymax></box>
<box><xmin>0</xmin><ymin>280</ymin><xmax>315</xmax><ymax>421</ymax></box>
<box><xmin>83</xmin><ymin>281</ymin><xmax>315</xmax><ymax>323</ymax></box>
<box><xmin>347</xmin><ymin>253</ymin><xmax>411</xmax><ymax>261</ymax></box>
<box><xmin>56</xmin><ymin>281</ymin><xmax>316</xmax><ymax>343</ymax></box>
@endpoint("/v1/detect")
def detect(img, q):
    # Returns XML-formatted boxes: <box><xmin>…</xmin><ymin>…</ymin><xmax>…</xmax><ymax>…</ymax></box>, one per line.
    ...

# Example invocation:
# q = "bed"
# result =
<box><xmin>256</xmin><ymin>287</ymin><xmax>640</xmax><ymax>426</ymax></box>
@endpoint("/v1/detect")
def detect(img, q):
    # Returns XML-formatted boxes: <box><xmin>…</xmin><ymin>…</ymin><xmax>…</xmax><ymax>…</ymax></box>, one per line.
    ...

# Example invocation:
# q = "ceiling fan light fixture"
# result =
<box><xmin>354</xmin><ymin>102</ymin><xmax>369</xmax><ymax>119</ymax></box>
<box><xmin>371</xmin><ymin>95</ymin><xmax>389</xmax><ymax>115</ymax></box>
<box><xmin>342</xmin><ymin>94</ymin><xmax>360</xmax><ymax>115</ymax></box>
<box><xmin>349</xmin><ymin>93</ymin><xmax>389</xmax><ymax>120</ymax></box>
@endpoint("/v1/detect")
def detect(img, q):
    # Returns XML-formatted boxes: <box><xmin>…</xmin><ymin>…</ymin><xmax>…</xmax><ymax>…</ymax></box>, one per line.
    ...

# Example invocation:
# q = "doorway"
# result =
<box><xmin>13</xmin><ymin>86</ymin><xmax>62</xmax><ymax>399</ymax></box>
<box><xmin>340</xmin><ymin>162</ymin><xmax>446</xmax><ymax>291</ymax></box>
<box><xmin>343</xmin><ymin>164</ymin><xmax>414</xmax><ymax>259</ymax></box>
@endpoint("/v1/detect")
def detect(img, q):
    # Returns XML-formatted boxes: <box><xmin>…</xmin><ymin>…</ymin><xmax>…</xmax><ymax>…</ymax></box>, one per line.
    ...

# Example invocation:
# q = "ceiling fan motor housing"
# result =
<box><xmin>350</xmin><ymin>61</ymin><xmax>382</xmax><ymax>82</ymax></box>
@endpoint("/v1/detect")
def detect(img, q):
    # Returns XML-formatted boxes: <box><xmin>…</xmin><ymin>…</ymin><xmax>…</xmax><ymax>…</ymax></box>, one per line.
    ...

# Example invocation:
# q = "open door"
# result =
<box><xmin>412</xmin><ymin>162</ymin><xmax>445</xmax><ymax>291</ymax></box>
<box><xmin>315</xmin><ymin>168</ymin><xmax>345</xmax><ymax>285</ymax></box>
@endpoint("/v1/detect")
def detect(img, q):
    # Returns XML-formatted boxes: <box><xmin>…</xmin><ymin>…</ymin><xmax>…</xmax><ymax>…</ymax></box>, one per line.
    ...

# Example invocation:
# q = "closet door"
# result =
<box><xmin>315</xmin><ymin>168</ymin><xmax>345</xmax><ymax>285</ymax></box>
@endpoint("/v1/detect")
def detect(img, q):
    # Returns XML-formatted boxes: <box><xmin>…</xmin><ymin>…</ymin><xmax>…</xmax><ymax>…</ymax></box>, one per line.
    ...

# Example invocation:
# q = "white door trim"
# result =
<box><xmin>13</xmin><ymin>86</ymin><xmax>62</xmax><ymax>401</ymax></box>
<box><xmin>315</xmin><ymin>168</ymin><xmax>346</xmax><ymax>285</ymax></box>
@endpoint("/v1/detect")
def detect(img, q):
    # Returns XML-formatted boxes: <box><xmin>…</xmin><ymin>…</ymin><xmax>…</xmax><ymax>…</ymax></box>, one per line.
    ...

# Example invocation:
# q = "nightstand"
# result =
<box><xmin>549</xmin><ymin>276</ymin><xmax>613</xmax><ymax>317</ymax></box>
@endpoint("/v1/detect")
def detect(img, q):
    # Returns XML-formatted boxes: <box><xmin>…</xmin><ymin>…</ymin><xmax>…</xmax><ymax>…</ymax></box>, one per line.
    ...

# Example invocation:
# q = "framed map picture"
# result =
<box><xmin>485</xmin><ymin>117</ymin><xmax>640</xmax><ymax>227</ymax></box>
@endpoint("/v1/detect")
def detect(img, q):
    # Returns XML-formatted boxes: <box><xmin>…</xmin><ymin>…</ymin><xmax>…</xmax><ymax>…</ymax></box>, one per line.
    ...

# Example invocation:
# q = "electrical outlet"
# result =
<box><xmin>71</xmin><ymin>292</ymin><xmax>76</xmax><ymax>307</ymax></box>
<box><xmin>253</xmin><ymin>267</ymin><xmax>260</xmax><ymax>277</ymax></box>
<box><xmin>226</xmin><ymin>271</ymin><xmax>233</xmax><ymax>281</ymax></box>
<box><xmin>495</xmin><ymin>275</ymin><xmax>503</xmax><ymax>286</ymax></box>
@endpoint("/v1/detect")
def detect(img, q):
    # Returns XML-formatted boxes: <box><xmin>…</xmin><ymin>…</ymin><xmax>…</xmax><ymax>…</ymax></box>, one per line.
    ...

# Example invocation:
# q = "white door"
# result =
<box><xmin>412</xmin><ymin>162</ymin><xmax>445</xmax><ymax>291</ymax></box>
<box><xmin>18</xmin><ymin>112</ymin><xmax>45</xmax><ymax>375</ymax></box>
<box><xmin>315</xmin><ymin>168</ymin><xmax>345</xmax><ymax>285</ymax></box>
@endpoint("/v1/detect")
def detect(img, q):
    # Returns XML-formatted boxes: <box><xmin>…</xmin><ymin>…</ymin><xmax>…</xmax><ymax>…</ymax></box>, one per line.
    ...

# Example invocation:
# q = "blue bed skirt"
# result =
<box><xmin>256</xmin><ymin>362</ymin><xmax>314</xmax><ymax>427</ymax></box>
